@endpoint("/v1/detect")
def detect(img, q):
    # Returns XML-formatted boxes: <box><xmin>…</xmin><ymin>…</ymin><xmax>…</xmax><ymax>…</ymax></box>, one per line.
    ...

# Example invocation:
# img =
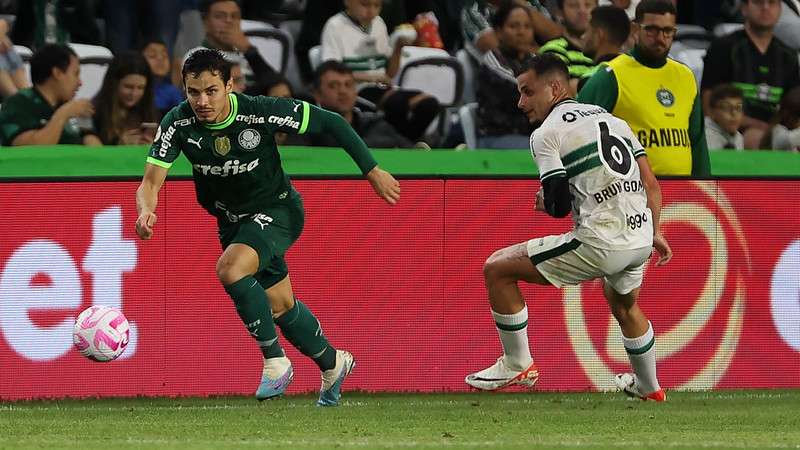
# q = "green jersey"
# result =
<box><xmin>147</xmin><ymin>92</ymin><xmax>377</xmax><ymax>218</ymax></box>
<box><xmin>0</xmin><ymin>87</ymin><xmax>83</xmax><ymax>145</ymax></box>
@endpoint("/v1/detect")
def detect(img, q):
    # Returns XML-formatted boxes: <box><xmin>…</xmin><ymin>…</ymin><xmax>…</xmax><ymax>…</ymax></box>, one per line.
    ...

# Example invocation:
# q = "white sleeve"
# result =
<box><xmin>320</xmin><ymin>19</ymin><xmax>343</xmax><ymax>62</ymax></box>
<box><xmin>531</xmin><ymin>128</ymin><xmax>565</xmax><ymax>182</ymax></box>
<box><xmin>374</xmin><ymin>17</ymin><xmax>392</xmax><ymax>57</ymax></box>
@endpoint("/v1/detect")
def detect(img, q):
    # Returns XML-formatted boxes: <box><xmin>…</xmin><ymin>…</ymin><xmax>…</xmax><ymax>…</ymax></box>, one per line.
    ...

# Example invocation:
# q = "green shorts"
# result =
<box><xmin>217</xmin><ymin>190</ymin><xmax>304</xmax><ymax>289</ymax></box>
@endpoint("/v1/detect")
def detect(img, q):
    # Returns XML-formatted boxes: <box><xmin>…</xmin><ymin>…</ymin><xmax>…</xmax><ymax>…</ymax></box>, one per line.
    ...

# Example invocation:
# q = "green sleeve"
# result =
<box><xmin>576</xmin><ymin>65</ymin><xmax>618</xmax><ymax>112</ymax></box>
<box><xmin>305</xmin><ymin>105</ymin><xmax>378</xmax><ymax>175</ymax></box>
<box><xmin>689</xmin><ymin>93</ymin><xmax>711</xmax><ymax>177</ymax></box>
<box><xmin>0</xmin><ymin>96</ymin><xmax>40</xmax><ymax>145</ymax></box>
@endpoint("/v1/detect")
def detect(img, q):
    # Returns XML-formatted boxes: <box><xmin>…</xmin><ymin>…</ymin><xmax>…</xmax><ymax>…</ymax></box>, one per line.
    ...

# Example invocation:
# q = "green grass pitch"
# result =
<box><xmin>1</xmin><ymin>390</ymin><xmax>798</xmax><ymax>449</ymax></box>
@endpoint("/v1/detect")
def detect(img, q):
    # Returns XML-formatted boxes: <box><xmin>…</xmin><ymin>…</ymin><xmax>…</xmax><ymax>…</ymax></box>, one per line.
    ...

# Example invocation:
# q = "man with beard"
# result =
<box><xmin>701</xmin><ymin>0</ymin><xmax>800</xmax><ymax>149</ymax></box>
<box><xmin>578</xmin><ymin>0</ymin><xmax>710</xmax><ymax>176</ymax></box>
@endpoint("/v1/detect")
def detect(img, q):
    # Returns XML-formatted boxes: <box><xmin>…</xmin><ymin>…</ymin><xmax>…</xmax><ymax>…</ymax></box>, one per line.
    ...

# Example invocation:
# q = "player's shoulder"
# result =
<box><xmin>162</xmin><ymin>101</ymin><xmax>196</xmax><ymax>127</ymax></box>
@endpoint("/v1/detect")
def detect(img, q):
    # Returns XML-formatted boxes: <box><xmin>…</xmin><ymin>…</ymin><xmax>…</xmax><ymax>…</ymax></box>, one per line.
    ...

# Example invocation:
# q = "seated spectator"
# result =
<box><xmin>93</xmin><ymin>52</ymin><xmax>158</xmax><ymax>145</ymax></box>
<box><xmin>701</xmin><ymin>0</ymin><xmax>800</xmax><ymax>149</ymax></box>
<box><xmin>320</xmin><ymin>0</ymin><xmax>440</xmax><ymax>143</ymax></box>
<box><xmin>11</xmin><ymin>0</ymin><xmax>101</xmax><ymax>50</ymax></box>
<box><xmin>461</xmin><ymin>0</ymin><xmax>562</xmax><ymax>61</ymax></box>
<box><xmin>761</xmin><ymin>85</ymin><xmax>800</xmax><ymax>151</ymax></box>
<box><xmin>0</xmin><ymin>44</ymin><xmax>101</xmax><ymax>146</ymax></box>
<box><xmin>578</xmin><ymin>4</ymin><xmax>629</xmax><ymax>92</ymax></box>
<box><xmin>539</xmin><ymin>0</ymin><xmax>598</xmax><ymax>95</ymax></box>
<box><xmin>179</xmin><ymin>0</ymin><xmax>280</xmax><ymax>96</ymax></box>
<box><xmin>705</xmin><ymin>84</ymin><xmax>745</xmax><ymax>150</ymax></box>
<box><xmin>311</xmin><ymin>60</ymin><xmax>414</xmax><ymax>148</ymax></box>
<box><xmin>476</xmin><ymin>1</ymin><xmax>536</xmax><ymax>149</ymax></box>
<box><xmin>142</xmin><ymin>39</ymin><xmax>184</xmax><ymax>117</ymax></box>
<box><xmin>0</xmin><ymin>19</ymin><xmax>30</xmax><ymax>98</ymax></box>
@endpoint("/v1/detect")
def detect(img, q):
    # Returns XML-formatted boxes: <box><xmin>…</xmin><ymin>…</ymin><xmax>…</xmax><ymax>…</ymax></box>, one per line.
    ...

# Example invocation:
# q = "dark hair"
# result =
<box><xmin>591</xmin><ymin>5</ymin><xmax>631</xmax><ymax>46</ymax></box>
<box><xmin>199</xmin><ymin>0</ymin><xmax>241</xmax><ymax>18</ymax></box>
<box><xmin>709</xmin><ymin>84</ymin><xmax>743</xmax><ymax>108</ymax></box>
<box><xmin>490</xmin><ymin>0</ymin><xmax>529</xmax><ymax>29</ymax></box>
<box><xmin>30</xmin><ymin>44</ymin><xmax>77</xmax><ymax>85</ymax></box>
<box><xmin>93</xmin><ymin>52</ymin><xmax>157</xmax><ymax>144</ymax></box>
<box><xmin>182</xmin><ymin>48</ymin><xmax>232</xmax><ymax>84</ymax></box>
<box><xmin>313</xmin><ymin>60</ymin><xmax>353</xmax><ymax>90</ymax></box>
<box><xmin>525</xmin><ymin>53</ymin><xmax>569</xmax><ymax>80</ymax></box>
<box><xmin>264</xmin><ymin>75</ymin><xmax>293</xmax><ymax>97</ymax></box>
<box><xmin>634</xmin><ymin>0</ymin><xmax>677</xmax><ymax>22</ymax></box>
<box><xmin>140</xmin><ymin>38</ymin><xmax>167</xmax><ymax>52</ymax></box>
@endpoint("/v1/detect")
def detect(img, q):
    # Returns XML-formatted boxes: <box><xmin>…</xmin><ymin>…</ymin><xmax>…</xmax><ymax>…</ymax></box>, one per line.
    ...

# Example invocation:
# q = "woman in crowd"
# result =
<box><xmin>93</xmin><ymin>52</ymin><xmax>158</xmax><ymax>145</ymax></box>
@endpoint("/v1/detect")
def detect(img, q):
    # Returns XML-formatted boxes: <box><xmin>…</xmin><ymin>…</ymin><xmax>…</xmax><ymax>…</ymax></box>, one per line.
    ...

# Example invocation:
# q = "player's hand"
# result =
<box><xmin>534</xmin><ymin>189</ymin><xmax>545</xmax><ymax>211</ymax></box>
<box><xmin>135</xmin><ymin>211</ymin><xmax>157</xmax><ymax>240</ymax></box>
<box><xmin>653</xmin><ymin>232</ymin><xmax>672</xmax><ymax>266</ymax></box>
<box><xmin>366</xmin><ymin>166</ymin><xmax>400</xmax><ymax>205</ymax></box>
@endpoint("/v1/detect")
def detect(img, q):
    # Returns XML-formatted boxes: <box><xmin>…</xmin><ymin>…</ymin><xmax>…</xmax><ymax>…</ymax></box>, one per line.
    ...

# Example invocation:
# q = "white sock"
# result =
<box><xmin>621</xmin><ymin>321</ymin><xmax>660</xmax><ymax>394</ymax></box>
<box><xmin>492</xmin><ymin>306</ymin><xmax>533</xmax><ymax>371</ymax></box>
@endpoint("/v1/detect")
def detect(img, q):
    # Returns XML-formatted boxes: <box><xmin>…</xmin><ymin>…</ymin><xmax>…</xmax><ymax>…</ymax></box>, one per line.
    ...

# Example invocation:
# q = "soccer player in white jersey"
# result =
<box><xmin>465</xmin><ymin>54</ymin><xmax>673</xmax><ymax>401</ymax></box>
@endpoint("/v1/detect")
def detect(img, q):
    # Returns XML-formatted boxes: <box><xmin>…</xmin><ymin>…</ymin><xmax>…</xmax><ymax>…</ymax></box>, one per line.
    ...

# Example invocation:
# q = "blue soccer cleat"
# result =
<box><xmin>255</xmin><ymin>356</ymin><xmax>293</xmax><ymax>401</ymax></box>
<box><xmin>317</xmin><ymin>350</ymin><xmax>355</xmax><ymax>407</ymax></box>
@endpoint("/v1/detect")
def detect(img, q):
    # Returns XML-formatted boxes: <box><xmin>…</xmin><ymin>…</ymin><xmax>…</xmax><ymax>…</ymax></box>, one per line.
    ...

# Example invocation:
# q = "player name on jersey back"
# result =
<box><xmin>532</xmin><ymin>100</ymin><xmax>653</xmax><ymax>251</ymax></box>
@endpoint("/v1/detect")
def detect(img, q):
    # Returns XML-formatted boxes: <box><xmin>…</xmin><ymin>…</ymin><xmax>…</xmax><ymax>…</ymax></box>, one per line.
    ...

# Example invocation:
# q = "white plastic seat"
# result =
<box><xmin>459</xmin><ymin>102</ymin><xmax>479</xmax><ymax>150</ymax></box>
<box><xmin>245</xmin><ymin>28</ymin><xmax>291</xmax><ymax>74</ymax></box>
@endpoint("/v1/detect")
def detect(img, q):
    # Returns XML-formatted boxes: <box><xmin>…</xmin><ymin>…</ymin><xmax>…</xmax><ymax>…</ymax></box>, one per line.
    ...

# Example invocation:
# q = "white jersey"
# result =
<box><xmin>321</xmin><ymin>12</ymin><xmax>392</xmax><ymax>82</ymax></box>
<box><xmin>531</xmin><ymin>100</ymin><xmax>653</xmax><ymax>250</ymax></box>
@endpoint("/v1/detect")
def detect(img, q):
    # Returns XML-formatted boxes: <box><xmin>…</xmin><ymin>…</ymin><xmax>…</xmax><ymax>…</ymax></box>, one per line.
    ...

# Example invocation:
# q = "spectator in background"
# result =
<box><xmin>705</xmin><ymin>84</ymin><xmax>745</xmax><ymax>150</ymax></box>
<box><xmin>761</xmin><ymin>85</ymin><xmax>800</xmax><ymax>151</ymax></box>
<box><xmin>93</xmin><ymin>52</ymin><xmax>158</xmax><ymax>145</ymax></box>
<box><xmin>142</xmin><ymin>39</ymin><xmax>184</xmax><ymax>118</ymax></box>
<box><xmin>578</xmin><ymin>0</ymin><xmax>710</xmax><ymax>176</ymax></box>
<box><xmin>538</xmin><ymin>0</ymin><xmax>597</xmax><ymax>94</ymax></box>
<box><xmin>701</xmin><ymin>0</ymin><xmax>800</xmax><ymax>149</ymax></box>
<box><xmin>311</xmin><ymin>60</ymin><xmax>414</xmax><ymax>148</ymax></box>
<box><xmin>226</xmin><ymin>54</ymin><xmax>248</xmax><ymax>94</ymax></box>
<box><xmin>0</xmin><ymin>18</ymin><xmax>31</xmax><ymax>98</ymax></box>
<box><xmin>578</xmin><ymin>4</ymin><xmax>629</xmax><ymax>92</ymax></box>
<box><xmin>461</xmin><ymin>0</ymin><xmax>563</xmax><ymax>61</ymax></box>
<box><xmin>11</xmin><ymin>0</ymin><xmax>101</xmax><ymax>50</ymax></box>
<box><xmin>320</xmin><ymin>0</ymin><xmax>440</xmax><ymax>143</ymax></box>
<box><xmin>476</xmin><ymin>1</ymin><xmax>536</xmax><ymax>149</ymax></box>
<box><xmin>179</xmin><ymin>0</ymin><xmax>279</xmax><ymax>95</ymax></box>
<box><xmin>0</xmin><ymin>44</ymin><xmax>101</xmax><ymax>146</ymax></box>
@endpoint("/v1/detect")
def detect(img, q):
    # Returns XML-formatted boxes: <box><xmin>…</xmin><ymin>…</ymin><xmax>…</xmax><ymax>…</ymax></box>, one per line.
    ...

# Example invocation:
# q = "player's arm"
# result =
<box><xmin>637</xmin><ymin>154</ymin><xmax>672</xmax><ymax>265</ymax></box>
<box><xmin>532</xmin><ymin>129</ymin><xmax>572</xmax><ymax>218</ymax></box>
<box><xmin>268</xmin><ymin>97</ymin><xmax>400</xmax><ymax>204</ymax></box>
<box><xmin>576</xmin><ymin>65</ymin><xmax>617</xmax><ymax>110</ymax></box>
<box><xmin>135</xmin><ymin>163</ymin><xmax>168</xmax><ymax>240</ymax></box>
<box><xmin>688</xmin><ymin>93</ymin><xmax>711</xmax><ymax>177</ymax></box>
<box><xmin>136</xmin><ymin>113</ymin><xmax>182</xmax><ymax>238</ymax></box>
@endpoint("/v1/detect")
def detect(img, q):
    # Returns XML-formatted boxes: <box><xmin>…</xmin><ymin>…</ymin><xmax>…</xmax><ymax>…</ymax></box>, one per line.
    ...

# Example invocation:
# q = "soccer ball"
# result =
<box><xmin>73</xmin><ymin>306</ymin><xmax>130</xmax><ymax>362</ymax></box>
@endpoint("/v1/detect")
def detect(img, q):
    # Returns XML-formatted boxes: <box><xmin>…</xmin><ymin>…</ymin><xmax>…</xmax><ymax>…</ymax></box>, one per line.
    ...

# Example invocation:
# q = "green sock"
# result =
<box><xmin>224</xmin><ymin>276</ymin><xmax>284</xmax><ymax>359</ymax></box>
<box><xmin>275</xmin><ymin>299</ymin><xmax>336</xmax><ymax>371</ymax></box>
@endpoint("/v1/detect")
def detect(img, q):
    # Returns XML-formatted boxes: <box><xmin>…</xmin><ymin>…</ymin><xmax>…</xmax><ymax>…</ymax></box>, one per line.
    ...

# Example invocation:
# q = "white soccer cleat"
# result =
<box><xmin>255</xmin><ymin>356</ymin><xmax>293</xmax><ymax>401</ymax></box>
<box><xmin>317</xmin><ymin>350</ymin><xmax>355</xmax><ymax>407</ymax></box>
<box><xmin>613</xmin><ymin>373</ymin><xmax>666</xmax><ymax>402</ymax></box>
<box><xmin>465</xmin><ymin>356</ymin><xmax>539</xmax><ymax>391</ymax></box>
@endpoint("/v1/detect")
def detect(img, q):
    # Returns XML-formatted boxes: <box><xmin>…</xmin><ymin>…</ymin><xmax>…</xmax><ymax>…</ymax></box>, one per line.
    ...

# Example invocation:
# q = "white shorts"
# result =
<box><xmin>526</xmin><ymin>232</ymin><xmax>652</xmax><ymax>295</ymax></box>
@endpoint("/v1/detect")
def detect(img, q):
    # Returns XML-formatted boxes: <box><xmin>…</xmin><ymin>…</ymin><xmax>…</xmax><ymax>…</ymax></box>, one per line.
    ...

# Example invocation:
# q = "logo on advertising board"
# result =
<box><xmin>563</xmin><ymin>181</ymin><xmax>750</xmax><ymax>390</ymax></box>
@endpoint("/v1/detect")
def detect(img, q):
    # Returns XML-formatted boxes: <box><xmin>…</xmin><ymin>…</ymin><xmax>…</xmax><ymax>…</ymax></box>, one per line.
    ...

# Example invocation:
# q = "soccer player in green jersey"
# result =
<box><xmin>135</xmin><ymin>49</ymin><xmax>400</xmax><ymax>406</ymax></box>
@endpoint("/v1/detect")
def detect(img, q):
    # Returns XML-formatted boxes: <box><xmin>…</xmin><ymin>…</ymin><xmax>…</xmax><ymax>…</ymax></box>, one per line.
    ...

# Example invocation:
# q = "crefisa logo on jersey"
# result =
<box><xmin>656</xmin><ymin>87</ymin><xmax>675</xmax><ymax>107</ymax></box>
<box><xmin>238</xmin><ymin>128</ymin><xmax>261</xmax><ymax>150</ymax></box>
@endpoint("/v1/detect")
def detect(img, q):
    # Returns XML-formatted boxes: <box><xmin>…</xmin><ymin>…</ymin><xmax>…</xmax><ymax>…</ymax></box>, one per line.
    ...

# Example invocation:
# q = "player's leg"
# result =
<box><xmin>219</xmin><ymin>221</ymin><xmax>292</xmax><ymax>400</ymax></box>
<box><xmin>265</xmin><ymin>275</ymin><xmax>354</xmax><ymax>406</ymax></box>
<box><xmin>465</xmin><ymin>242</ymin><xmax>549</xmax><ymax>390</ymax></box>
<box><xmin>604</xmin><ymin>259</ymin><xmax>665</xmax><ymax>402</ymax></box>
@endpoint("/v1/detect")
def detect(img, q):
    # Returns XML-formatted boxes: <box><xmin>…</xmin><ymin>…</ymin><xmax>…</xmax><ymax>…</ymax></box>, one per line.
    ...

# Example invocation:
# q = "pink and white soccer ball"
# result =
<box><xmin>72</xmin><ymin>306</ymin><xmax>130</xmax><ymax>362</ymax></box>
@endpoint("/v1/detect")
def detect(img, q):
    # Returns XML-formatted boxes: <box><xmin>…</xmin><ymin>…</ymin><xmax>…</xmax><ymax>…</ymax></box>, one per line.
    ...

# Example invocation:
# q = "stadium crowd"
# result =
<box><xmin>0</xmin><ymin>0</ymin><xmax>797</xmax><ymax>173</ymax></box>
